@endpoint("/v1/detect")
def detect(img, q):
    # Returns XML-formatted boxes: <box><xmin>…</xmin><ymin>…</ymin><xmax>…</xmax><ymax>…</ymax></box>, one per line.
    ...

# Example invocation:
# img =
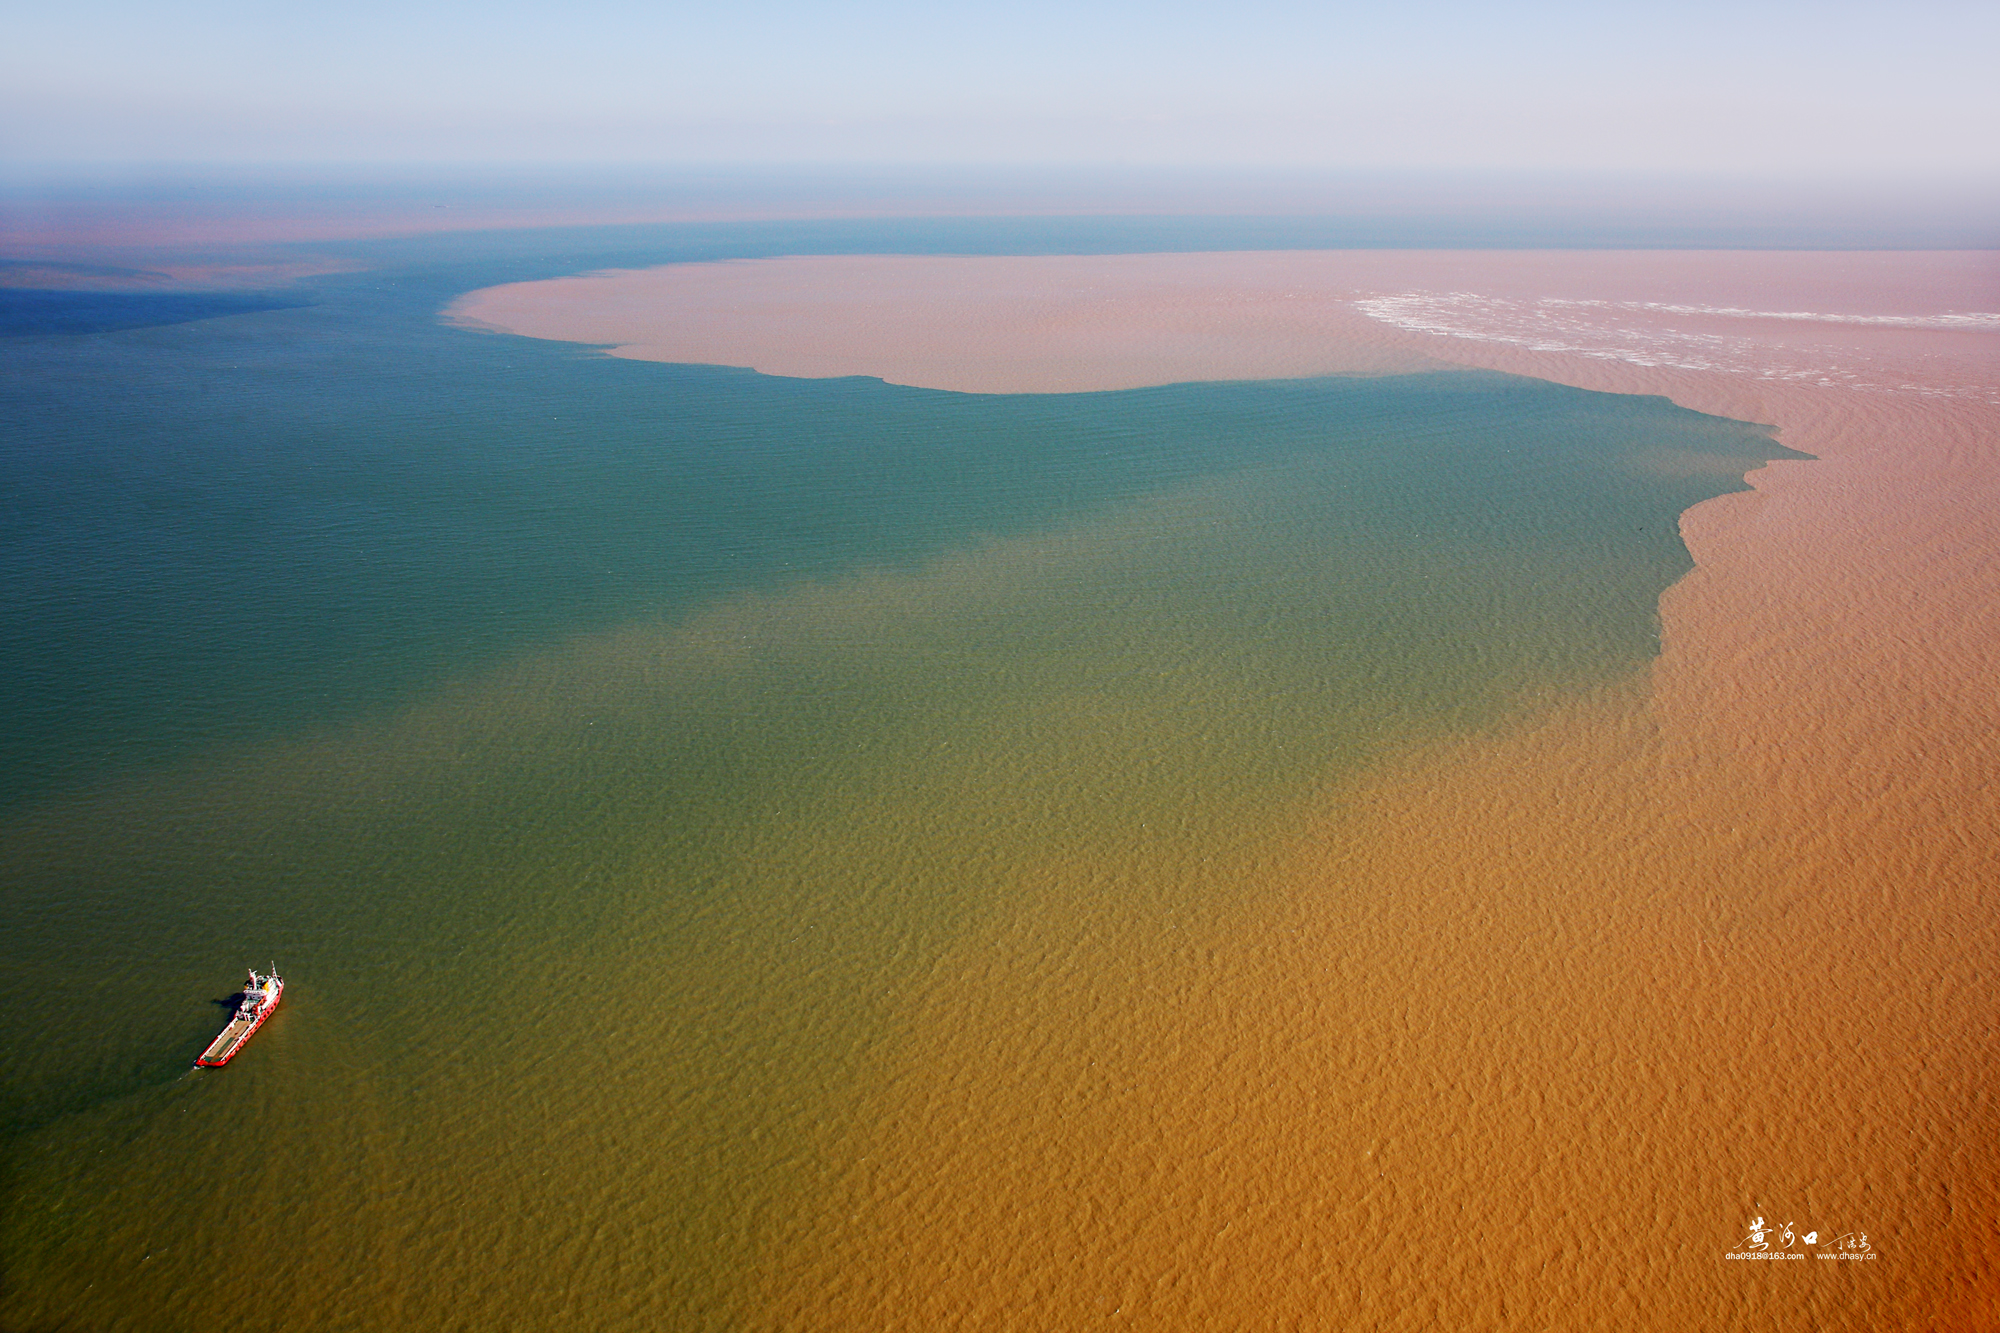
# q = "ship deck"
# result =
<box><xmin>198</xmin><ymin>1012</ymin><xmax>259</xmax><ymax>1065</ymax></box>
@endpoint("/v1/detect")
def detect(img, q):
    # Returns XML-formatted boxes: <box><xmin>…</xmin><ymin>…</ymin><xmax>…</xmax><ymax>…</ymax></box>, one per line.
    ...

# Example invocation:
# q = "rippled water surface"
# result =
<box><xmin>0</xmin><ymin>224</ymin><xmax>1798</xmax><ymax>1330</ymax></box>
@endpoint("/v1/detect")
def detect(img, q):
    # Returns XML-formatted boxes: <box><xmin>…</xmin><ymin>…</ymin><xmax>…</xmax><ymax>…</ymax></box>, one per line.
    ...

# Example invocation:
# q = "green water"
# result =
<box><xmin>0</xmin><ymin>222</ymin><xmax>1799</xmax><ymax>1329</ymax></box>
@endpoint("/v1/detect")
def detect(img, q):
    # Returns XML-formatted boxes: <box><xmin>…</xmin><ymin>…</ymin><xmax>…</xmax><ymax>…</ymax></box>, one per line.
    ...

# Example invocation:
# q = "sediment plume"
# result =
<box><xmin>457</xmin><ymin>250</ymin><xmax>2000</xmax><ymax>1329</ymax></box>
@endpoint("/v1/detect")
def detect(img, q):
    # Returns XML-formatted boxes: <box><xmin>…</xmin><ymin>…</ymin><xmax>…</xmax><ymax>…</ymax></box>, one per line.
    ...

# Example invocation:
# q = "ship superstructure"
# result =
<box><xmin>196</xmin><ymin>966</ymin><xmax>283</xmax><ymax>1067</ymax></box>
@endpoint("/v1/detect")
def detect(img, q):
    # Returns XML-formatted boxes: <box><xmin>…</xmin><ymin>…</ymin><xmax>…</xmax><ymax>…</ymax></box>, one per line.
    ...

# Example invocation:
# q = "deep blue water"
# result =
<box><xmin>0</xmin><ymin>288</ymin><xmax>313</xmax><ymax>335</ymax></box>
<box><xmin>0</xmin><ymin>219</ymin><xmax>1804</xmax><ymax>813</ymax></box>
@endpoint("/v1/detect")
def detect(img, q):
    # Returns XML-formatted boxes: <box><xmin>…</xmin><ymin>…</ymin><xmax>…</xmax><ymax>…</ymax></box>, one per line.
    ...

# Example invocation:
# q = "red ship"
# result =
<box><xmin>196</xmin><ymin>966</ymin><xmax>283</xmax><ymax>1067</ymax></box>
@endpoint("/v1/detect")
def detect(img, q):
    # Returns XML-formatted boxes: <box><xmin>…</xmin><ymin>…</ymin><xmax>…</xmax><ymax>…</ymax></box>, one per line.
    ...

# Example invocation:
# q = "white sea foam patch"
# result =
<box><xmin>1539</xmin><ymin>300</ymin><xmax>2000</xmax><ymax>331</ymax></box>
<box><xmin>1353</xmin><ymin>292</ymin><xmax>2000</xmax><ymax>403</ymax></box>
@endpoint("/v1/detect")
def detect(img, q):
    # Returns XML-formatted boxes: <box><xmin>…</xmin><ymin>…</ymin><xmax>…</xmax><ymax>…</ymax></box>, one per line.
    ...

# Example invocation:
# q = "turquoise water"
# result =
<box><xmin>0</xmin><ymin>221</ymin><xmax>1801</xmax><ymax>1329</ymax></box>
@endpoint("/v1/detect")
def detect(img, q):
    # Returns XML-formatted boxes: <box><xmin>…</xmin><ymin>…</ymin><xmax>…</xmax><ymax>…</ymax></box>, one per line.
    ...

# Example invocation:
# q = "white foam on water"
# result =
<box><xmin>1539</xmin><ymin>300</ymin><xmax>2000</xmax><ymax>331</ymax></box>
<box><xmin>1353</xmin><ymin>292</ymin><xmax>2000</xmax><ymax>405</ymax></box>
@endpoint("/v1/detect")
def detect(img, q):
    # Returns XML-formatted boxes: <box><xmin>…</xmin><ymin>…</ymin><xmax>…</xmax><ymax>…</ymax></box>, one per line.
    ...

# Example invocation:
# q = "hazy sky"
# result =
<box><xmin>5</xmin><ymin>0</ymin><xmax>1996</xmax><ymax>176</ymax></box>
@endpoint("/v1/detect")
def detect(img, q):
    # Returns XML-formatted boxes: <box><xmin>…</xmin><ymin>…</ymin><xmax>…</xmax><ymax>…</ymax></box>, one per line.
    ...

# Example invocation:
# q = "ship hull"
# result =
<box><xmin>196</xmin><ymin>977</ymin><xmax>282</xmax><ymax>1067</ymax></box>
